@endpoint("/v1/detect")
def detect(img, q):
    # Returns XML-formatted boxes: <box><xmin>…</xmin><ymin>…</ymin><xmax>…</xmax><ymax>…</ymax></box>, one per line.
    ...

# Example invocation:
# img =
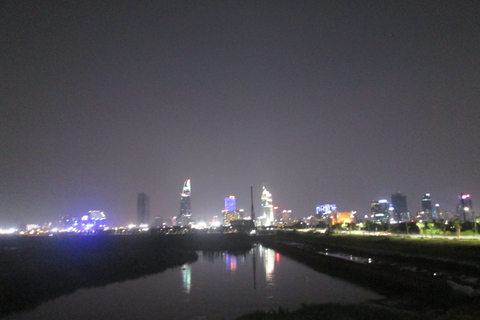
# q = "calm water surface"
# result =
<box><xmin>9</xmin><ymin>245</ymin><xmax>383</xmax><ymax>320</ymax></box>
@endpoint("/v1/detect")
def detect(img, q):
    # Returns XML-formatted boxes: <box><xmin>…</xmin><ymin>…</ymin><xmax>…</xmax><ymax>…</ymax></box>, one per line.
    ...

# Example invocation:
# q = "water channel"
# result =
<box><xmin>9</xmin><ymin>244</ymin><xmax>383</xmax><ymax>320</ymax></box>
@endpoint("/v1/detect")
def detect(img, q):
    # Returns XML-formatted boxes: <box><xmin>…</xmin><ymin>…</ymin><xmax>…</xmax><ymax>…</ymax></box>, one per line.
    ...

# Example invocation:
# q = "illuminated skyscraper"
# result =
<box><xmin>458</xmin><ymin>193</ymin><xmax>473</xmax><ymax>222</ymax></box>
<box><xmin>422</xmin><ymin>193</ymin><xmax>432</xmax><ymax>218</ymax></box>
<box><xmin>137</xmin><ymin>192</ymin><xmax>150</xmax><ymax>226</ymax></box>
<box><xmin>371</xmin><ymin>199</ymin><xmax>392</xmax><ymax>222</ymax></box>
<box><xmin>433</xmin><ymin>203</ymin><xmax>441</xmax><ymax>220</ymax></box>
<box><xmin>222</xmin><ymin>195</ymin><xmax>239</xmax><ymax>226</ymax></box>
<box><xmin>261</xmin><ymin>186</ymin><xmax>274</xmax><ymax>226</ymax></box>
<box><xmin>225</xmin><ymin>195</ymin><xmax>236</xmax><ymax>211</ymax></box>
<box><xmin>179</xmin><ymin>179</ymin><xmax>192</xmax><ymax>226</ymax></box>
<box><xmin>250</xmin><ymin>186</ymin><xmax>255</xmax><ymax>220</ymax></box>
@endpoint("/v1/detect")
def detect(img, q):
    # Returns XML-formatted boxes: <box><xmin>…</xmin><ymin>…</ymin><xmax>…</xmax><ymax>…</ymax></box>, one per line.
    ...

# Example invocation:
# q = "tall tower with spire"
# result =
<box><xmin>261</xmin><ymin>186</ymin><xmax>274</xmax><ymax>226</ymax></box>
<box><xmin>250</xmin><ymin>186</ymin><xmax>255</xmax><ymax>221</ymax></box>
<box><xmin>179</xmin><ymin>179</ymin><xmax>192</xmax><ymax>226</ymax></box>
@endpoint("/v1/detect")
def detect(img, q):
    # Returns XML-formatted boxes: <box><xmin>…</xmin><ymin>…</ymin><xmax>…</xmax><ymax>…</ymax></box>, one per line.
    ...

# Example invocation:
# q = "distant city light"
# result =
<box><xmin>0</xmin><ymin>228</ymin><xmax>17</xmax><ymax>234</ymax></box>
<box><xmin>192</xmin><ymin>222</ymin><xmax>207</xmax><ymax>229</ymax></box>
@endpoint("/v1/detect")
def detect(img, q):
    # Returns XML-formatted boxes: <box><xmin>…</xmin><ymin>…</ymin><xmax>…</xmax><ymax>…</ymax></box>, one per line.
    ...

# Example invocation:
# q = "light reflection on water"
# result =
<box><xmin>264</xmin><ymin>248</ymin><xmax>276</xmax><ymax>286</ymax></box>
<box><xmin>182</xmin><ymin>264</ymin><xmax>191</xmax><ymax>294</ymax></box>
<box><xmin>9</xmin><ymin>245</ymin><xmax>383</xmax><ymax>320</ymax></box>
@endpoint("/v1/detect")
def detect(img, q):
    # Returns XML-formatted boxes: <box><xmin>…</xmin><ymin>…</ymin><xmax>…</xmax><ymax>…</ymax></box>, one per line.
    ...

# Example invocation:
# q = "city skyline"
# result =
<box><xmin>43</xmin><ymin>186</ymin><xmax>480</xmax><ymax>226</ymax></box>
<box><xmin>1</xmin><ymin>1</ymin><xmax>479</xmax><ymax>226</ymax></box>
<box><xmin>0</xmin><ymin>178</ymin><xmax>476</xmax><ymax>227</ymax></box>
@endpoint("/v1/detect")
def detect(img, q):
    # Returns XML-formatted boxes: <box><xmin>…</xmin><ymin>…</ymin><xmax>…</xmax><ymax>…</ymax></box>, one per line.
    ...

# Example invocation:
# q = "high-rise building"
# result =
<box><xmin>371</xmin><ymin>199</ymin><xmax>392</xmax><ymax>222</ymax></box>
<box><xmin>250</xmin><ymin>186</ymin><xmax>256</xmax><ymax>220</ymax></box>
<box><xmin>137</xmin><ymin>193</ymin><xmax>150</xmax><ymax>226</ymax></box>
<box><xmin>222</xmin><ymin>210</ymin><xmax>240</xmax><ymax>226</ymax></box>
<box><xmin>224</xmin><ymin>195</ymin><xmax>236</xmax><ymax>211</ymax></box>
<box><xmin>458</xmin><ymin>193</ymin><xmax>473</xmax><ymax>221</ymax></box>
<box><xmin>281</xmin><ymin>210</ymin><xmax>292</xmax><ymax>222</ymax></box>
<box><xmin>179</xmin><ymin>179</ymin><xmax>192</xmax><ymax>226</ymax></box>
<box><xmin>222</xmin><ymin>195</ymin><xmax>239</xmax><ymax>226</ymax></box>
<box><xmin>274</xmin><ymin>206</ymin><xmax>281</xmax><ymax>223</ymax></box>
<box><xmin>391</xmin><ymin>192</ymin><xmax>408</xmax><ymax>222</ymax></box>
<box><xmin>433</xmin><ymin>203</ymin><xmax>441</xmax><ymax>220</ymax></box>
<box><xmin>422</xmin><ymin>193</ymin><xmax>432</xmax><ymax>218</ymax></box>
<box><xmin>261</xmin><ymin>186</ymin><xmax>274</xmax><ymax>226</ymax></box>
<box><xmin>316</xmin><ymin>204</ymin><xmax>337</xmax><ymax>225</ymax></box>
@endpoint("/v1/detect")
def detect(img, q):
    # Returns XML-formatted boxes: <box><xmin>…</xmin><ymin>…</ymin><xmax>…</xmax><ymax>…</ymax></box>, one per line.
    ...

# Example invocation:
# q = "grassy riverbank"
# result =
<box><xmin>270</xmin><ymin>231</ymin><xmax>480</xmax><ymax>261</ymax></box>
<box><xmin>0</xmin><ymin>233</ymin><xmax>251</xmax><ymax>317</ymax></box>
<box><xmin>239</xmin><ymin>232</ymin><xmax>480</xmax><ymax>320</ymax></box>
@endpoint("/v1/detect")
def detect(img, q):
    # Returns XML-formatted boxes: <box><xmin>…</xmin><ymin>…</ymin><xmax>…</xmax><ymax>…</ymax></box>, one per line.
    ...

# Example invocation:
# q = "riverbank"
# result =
<box><xmin>265</xmin><ymin>231</ymin><xmax>480</xmax><ymax>289</ymax></box>
<box><xmin>237</xmin><ymin>303</ymin><xmax>423</xmax><ymax>320</ymax></box>
<box><xmin>0</xmin><ymin>233</ymin><xmax>252</xmax><ymax>317</ymax></box>
<box><xmin>240</xmin><ymin>232</ymin><xmax>480</xmax><ymax>320</ymax></box>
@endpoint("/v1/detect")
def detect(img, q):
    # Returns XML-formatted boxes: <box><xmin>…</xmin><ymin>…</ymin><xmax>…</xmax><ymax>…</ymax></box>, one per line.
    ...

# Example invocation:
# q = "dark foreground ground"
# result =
<box><xmin>238</xmin><ymin>232</ymin><xmax>480</xmax><ymax>320</ymax></box>
<box><xmin>0</xmin><ymin>232</ymin><xmax>251</xmax><ymax>317</ymax></box>
<box><xmin>2</xmin><ymin>232</ymin><xmax>479</xmax><ymax>319</ymax></box>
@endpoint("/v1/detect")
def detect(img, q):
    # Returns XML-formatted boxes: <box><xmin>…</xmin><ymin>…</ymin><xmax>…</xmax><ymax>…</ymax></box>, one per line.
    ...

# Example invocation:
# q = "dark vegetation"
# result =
<box><xmin>0</xmin><ymin>233</ymin><xmax>252</xmax><ymax>317</ymax></box>
<box><xmin>4</xmin><ymin>231</ymin><xmax>480</xmax><ymax>319</ymax></box>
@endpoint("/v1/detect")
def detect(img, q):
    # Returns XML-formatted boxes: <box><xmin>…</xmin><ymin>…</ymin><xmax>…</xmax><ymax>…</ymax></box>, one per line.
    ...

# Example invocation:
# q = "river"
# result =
<box><xmin>8</xmin><ymin>244</ymin><xmax>383</xmax><ymax>320</ymax></box>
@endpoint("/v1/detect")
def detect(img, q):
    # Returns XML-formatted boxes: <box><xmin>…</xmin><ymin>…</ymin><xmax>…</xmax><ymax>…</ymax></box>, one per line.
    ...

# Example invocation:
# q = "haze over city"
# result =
<box><xmin>1</xmin><ymin>0</ymin><xmax>479</xmax><ymax>227</ymax></box>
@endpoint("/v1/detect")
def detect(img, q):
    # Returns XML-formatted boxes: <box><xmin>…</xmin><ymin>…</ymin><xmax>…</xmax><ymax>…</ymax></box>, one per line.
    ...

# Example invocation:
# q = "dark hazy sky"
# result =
<box><xmin>1</xmin><ymin>0</ymin><xmax>479</xmax><ymax>226</ymax></box>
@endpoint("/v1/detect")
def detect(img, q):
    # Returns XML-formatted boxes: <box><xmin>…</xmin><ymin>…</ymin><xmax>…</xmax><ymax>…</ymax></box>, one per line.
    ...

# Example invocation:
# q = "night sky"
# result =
<box><xmin>1</xmin><ymin>0</ymin><xmax>479</xmax><ymax>227</ymax></box>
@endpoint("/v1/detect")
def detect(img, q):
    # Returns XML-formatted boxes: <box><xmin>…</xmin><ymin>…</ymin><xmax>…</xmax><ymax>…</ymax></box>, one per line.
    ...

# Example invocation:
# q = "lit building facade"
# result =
<box><xmin>137</xmin><ymin>192</ymin><xmax>150</xmax><ymax>226</ymax></box>
<box><xmin>222</xmin><ymin>210</ymin><xmax>241</xmax><ymax>226</ymax></box>
<box><xmin>335</xmin><ymin>211</ymin><xmax>356</xmax><ymax>224</ymax></box>
<box><xmin>316</xmin><ymin>204</ymin><xmax>337</xmax><ymax>225</ymax></box>
<box><xmin>224</xmin><ymin>195</ymin><xmax>236</xmax><ymax>211</ymax></box>
<box><xmin>458</xmin><ymin>193</ymin><xmax>473</xmax><ymax>222</ymax></box>
<box><xmin>179</xmin><ymin>179</ymin><xmax>192</xmax><ymax>226</ymax></box>
<box><xmin>84</xmin><ymin>210</ymin><xmax>106</xmax><ymax>230</ymax></box>
<box><xmin>222</xmin><ymin>195</ymin><xmax>241</xmax><ymax>226</ymax></box>
<box><xmin>260</xmin><ymin>186</ymin><xmax>274</xmax><ymax>226</ymax></box>
<box><xmin>59</xmin><ymin>210</ymin><xmax>106</xmax><ymax>231</ymax></box>
<box><xmin>371</xmin><ymin>199</ymin><xmax>392</xmax><ymax>223</ymax></box>
<box><xmin>422</xmin><ymin>193</ymin><xmax>432</xmax><ymax>219</ymax></box>
<box><xmin>433</xmin><ymin>203</ymin><xmax>441</xmax><ymax>220</ymax></box>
